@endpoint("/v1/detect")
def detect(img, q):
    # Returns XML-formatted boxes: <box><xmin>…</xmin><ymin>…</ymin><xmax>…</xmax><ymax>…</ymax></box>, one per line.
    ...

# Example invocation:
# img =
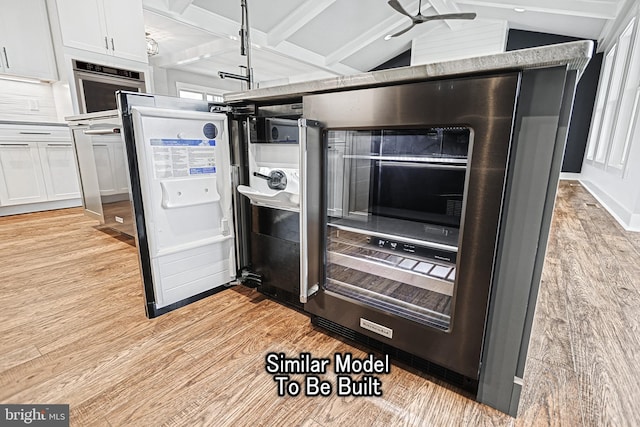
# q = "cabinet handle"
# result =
<box><xmin>83</xmin><ymin>128</ymin><xmax>121</xmax><ymax>135</ymax></box>
<box><xmin>0</xmin><ymin>143</ymin><xmax>29</xmax><ymax>147</ymax></box>
<box><xmin>19</xmin><ymin>131</ymin><xmax>52</xmax><ymax>135</ymax></box>
<box><xmin>93</xmin><ymin>144</ymin><xmax>108</xmax><ymax>147</ymax></box>
<box><xmin>47</xmin><ymin>143</ymin><xmax>72</xmax><ymax>146</ymax></box>
<box><xmin>2</xmin><ymin>47</ymin><xmax>9</xmax><ymax>68</ymax></box>
<box><xmin>104</xmin><ymin>36</ymin><xmax>109</xmax><ymax>50</ymax></box>
<box><xmin>110</xmin><ymin>38</ymin><xmax>115</xmax><ymax>51</ymax></box>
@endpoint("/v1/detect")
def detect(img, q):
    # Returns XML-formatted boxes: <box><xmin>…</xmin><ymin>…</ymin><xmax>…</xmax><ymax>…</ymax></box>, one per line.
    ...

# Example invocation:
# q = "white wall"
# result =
<box><xmin>411</xmin><ymin>19</ymin><xmax>508</xmax><ymax>65</ymax></box>
<box><xmin>0</xmin><ymin>79</ymin><xmax>62</xmax><ymax>122</ymax></box>
<box><xmin>151</xmin><ymin>66</ymin><xmax>242</xmax><ymax>97</ymax></box>
<box><xmin>579</xmin><ymin>1</ymin><xmax>640</xmax><ymax>231</ymax></box>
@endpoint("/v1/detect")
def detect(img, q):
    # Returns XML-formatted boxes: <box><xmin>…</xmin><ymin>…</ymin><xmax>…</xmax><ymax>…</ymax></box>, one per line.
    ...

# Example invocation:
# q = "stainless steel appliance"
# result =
<box><xmin>113</xmin><ymin>40</ymin><xmax>591</xmax><ymax>416</ymax></box>
<box><xmin>117</xmin><ymin>92</ymin><xmax>309</xmax><ymax>316</ymax></box>
<box><xmin>303</xmin><ymin>75</ymin><xmax>519</xmax><ymax>383</ymax></box>
<box><xmin>73</xmin><ymin>60</ymin><xmax>146</xmax><ymax>114</ymax></box>
<box><xmin>68</xmin><ymin>110</ymin><xmax>134</xmax><ymax>237</ymax></box>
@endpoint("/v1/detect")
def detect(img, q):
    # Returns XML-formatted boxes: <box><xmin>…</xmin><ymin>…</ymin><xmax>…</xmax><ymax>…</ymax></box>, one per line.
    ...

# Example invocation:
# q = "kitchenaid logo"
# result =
<box><xmin>1</xmin><ymin>405</ymin><xmax>68</xmax><ymax>426</ymax></box>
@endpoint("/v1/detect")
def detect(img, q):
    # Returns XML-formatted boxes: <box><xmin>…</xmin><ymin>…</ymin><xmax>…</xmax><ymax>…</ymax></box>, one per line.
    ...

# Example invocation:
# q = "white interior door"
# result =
<box><xmin>130</xmin><ymin>107</ymin><xmax>236</xmax><ymax>308</ymax></box>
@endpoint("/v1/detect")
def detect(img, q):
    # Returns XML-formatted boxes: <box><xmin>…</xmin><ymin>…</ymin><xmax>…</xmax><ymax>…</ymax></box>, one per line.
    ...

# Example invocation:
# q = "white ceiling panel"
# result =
<box><xmin>469</xmin><ymin>5</ymin><xmax>608</xmax><ymax>39</ymax></box>
<box><xmin>192</xmin><ymin>0</ymin><xmax>302</xmax><ymax>33</ymax></box>
<box><xmin>143</xmin><ymin>0</ymin><xmax>627</xmax><ymax>86</ymax></box>
<box><xmin>144</xmin><ymin>10</ymin><xmax>213</xmax><ymax>55</ymax></box>
<box><xmin>287</xmin><ymin>0</ymin><xmax>406</xmax><ymax>56</ymax></box>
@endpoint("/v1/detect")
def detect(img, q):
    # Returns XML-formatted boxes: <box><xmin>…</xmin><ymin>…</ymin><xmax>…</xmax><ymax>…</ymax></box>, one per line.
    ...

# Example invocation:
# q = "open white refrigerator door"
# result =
<box><xmin>130</xmin><ymin>106</ymin><xmax>236</xmax><ymax>309</ymax></box>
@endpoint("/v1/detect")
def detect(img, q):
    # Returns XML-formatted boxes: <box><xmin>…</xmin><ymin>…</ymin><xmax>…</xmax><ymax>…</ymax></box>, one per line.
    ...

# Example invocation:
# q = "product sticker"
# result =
<box><xmin>149</xmin><ymin>139</ymin><xmax>216</xmax><ymax>179</ymax></box>
<box><xmin>264</xmin><ymin>352</ymin><xmax>390</xmax><ymax>397</ymax></box>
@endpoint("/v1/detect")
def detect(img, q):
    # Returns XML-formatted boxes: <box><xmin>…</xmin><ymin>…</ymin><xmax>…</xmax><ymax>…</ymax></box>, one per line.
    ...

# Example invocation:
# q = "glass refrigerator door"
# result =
<box><xmin>325</xmin><ymin>127</ymin><xmax>470</xmax><ymax>330</ymax></box>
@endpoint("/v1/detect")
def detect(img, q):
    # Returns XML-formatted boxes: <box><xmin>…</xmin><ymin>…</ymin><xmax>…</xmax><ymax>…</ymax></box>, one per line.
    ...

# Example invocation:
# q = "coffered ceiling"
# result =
<box><xmin>142</xmin><ymin>0</ymin><xmax>627</xmax><ymax>90</ymax></box>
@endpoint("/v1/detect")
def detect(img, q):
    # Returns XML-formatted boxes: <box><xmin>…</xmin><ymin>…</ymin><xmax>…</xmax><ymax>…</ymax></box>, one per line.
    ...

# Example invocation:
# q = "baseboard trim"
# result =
<box><xmin>578</xmin><ymin>180</ymin><xmax>640</xmax><ymax>232</ymax></box>
<box><xmin>559</xmin><ymin>172</ymin><xmax>581</xmax><ymax>180</ymax></box>
<box><xmin>0</xmin><ymin>199</ymin><xmax>82</xmax><ymax>217</ymax></box>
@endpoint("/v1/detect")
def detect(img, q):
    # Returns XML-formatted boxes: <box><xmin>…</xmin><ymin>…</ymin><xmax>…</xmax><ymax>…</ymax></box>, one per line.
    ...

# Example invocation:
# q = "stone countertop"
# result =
<box><xmin>65</xmin><ymin>110</ymin><xmax>120</xmax><ymax>122</ymax></box>
<box><xmin>224</xmin><ymin>40</ymin><xmax>593</xmax><ymax>104</ymax></box>
<box><xmin>0</xmin><ymin>120</ymin><xmax>68</xmax><ymax>127</ymax></box>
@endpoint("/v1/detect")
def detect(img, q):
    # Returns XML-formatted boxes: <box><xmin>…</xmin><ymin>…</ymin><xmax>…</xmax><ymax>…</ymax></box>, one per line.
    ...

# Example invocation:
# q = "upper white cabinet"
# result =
<box><xmin>0</xmin><ymin>0</ymin><xmax>58</xmax><ymax>80</ymax></box>
<box><xmin>56</xmin><ymin>0</ymin><xmax>148</xmax><ymax>63</ymax></box>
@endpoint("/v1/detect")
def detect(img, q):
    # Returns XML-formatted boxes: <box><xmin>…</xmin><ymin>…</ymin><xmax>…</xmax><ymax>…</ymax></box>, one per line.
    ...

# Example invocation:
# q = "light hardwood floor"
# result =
<box><xmin>0</xmin><ymin>181</ymin><xmax>638</xmax><ymax>426</ymax></box>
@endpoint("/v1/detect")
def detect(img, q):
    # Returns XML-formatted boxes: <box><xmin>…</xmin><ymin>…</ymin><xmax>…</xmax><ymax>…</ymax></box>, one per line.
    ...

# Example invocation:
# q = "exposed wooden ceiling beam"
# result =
<box><xmin>455</xmin><ymin>0</ymin><xmax>617</xmax><ymax>19</ymax></box>
<box><xmin>266</xmin><ymin>0</ymin><xmax>338</xmax><ymax>47</ymax></box>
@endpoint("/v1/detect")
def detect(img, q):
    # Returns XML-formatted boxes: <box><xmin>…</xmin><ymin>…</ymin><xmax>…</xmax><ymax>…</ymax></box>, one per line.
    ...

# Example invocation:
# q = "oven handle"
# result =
<box><xmin>83</xmin><ymin>128</ymin><xmax>121</xmax><ymax>135</ymax></box>
<box><xmin>299</xmin><ymin>118</ymin><xmax>322</xmax><ymax>303</ymax></box>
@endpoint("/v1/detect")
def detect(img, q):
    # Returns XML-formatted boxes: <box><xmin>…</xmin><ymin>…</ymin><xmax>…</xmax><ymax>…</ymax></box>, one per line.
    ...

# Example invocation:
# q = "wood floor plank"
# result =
<box><xmin>516</xmin><ymin>358</ymin><xmax>583</xmax><ymax>426</ymax></box>
<box><xmin>1</xmin><ymin>183</ymin><xmax>640</xmax><ymax>426</ymax></box>
<box><xmin>0</xmin><ymin>345</ymin><xmax>41</xmax><ymax>372</ymax></box>
<box><xmin>526</xmin><ymin>256</ymin><xmax>575</xmax><ymax>369</ymax></box>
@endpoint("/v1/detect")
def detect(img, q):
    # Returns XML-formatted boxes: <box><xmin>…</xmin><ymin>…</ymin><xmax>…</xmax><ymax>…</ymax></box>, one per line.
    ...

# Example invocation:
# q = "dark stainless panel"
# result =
<box><xmin>476</xmin><ymin>67</ymin><xmax>575</xmax><ymax>415</ymax></box>
<box><xmin>231</xmin><ymin>118</ymin><xmax>251</xmax><ymax>271</ymax></box>
<box><xmin>304</xmin><ymin>74</ymin><xmax>521</xmax><ymax>379</ymax></box>
<box><xmin>251</xmin><ymin>205</ymin><xmax>301</xmax><ymax>295</ymax></box>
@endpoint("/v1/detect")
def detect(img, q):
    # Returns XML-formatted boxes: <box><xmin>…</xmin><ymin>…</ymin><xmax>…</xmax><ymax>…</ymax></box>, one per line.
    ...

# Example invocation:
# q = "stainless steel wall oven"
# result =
<box><xmin>73</xmin><ymin>60</ymin><xmax>145</xmax><ymax>114</ymax></box>
<box><xmin>303</xmin><ymin>73</ymin><xmax>521</xmax><ymax>384</ymax></box>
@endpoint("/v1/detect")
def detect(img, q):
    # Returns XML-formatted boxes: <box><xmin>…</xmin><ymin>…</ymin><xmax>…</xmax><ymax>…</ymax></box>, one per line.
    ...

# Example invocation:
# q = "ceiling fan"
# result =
<box><xmin>386</xmin><ymin>0</ymin><xmax>476</xmax><ymax>38</ymax></box>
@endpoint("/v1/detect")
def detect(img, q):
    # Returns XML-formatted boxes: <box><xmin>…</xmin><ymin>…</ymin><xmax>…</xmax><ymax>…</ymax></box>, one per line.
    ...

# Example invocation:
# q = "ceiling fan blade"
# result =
<box><xmin>387</xmin><ymin>0</ymin><xmax>414</xmax><ymax>18</ymax></box>
<box><xmin>390</xmin><ymin>23</ymin><xmax>416</xmax><ymax>38</ymax></box>
<box><xmin>419</xmin><ymin>12</ymin><xmax>477</xmax><ymax>22</ymax></box>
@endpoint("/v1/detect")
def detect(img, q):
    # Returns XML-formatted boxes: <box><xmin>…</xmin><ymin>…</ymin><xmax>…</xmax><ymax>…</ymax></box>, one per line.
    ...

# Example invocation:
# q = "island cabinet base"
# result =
<box><xmin>303</xmin><ymin>66</ymin><xmax>582</xmax><ymax>416</ymax></box>
<box><xmin>114</xmin><ymin>41</ymin><xmax>591</xmax><ymax>416</ymax></box>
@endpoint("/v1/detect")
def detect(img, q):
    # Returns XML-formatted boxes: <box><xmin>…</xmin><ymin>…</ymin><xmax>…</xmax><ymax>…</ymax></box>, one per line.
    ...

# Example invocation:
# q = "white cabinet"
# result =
<box><xmin>93</xmin><ymin>137</ymin><xmax>129</xmax><ymax>196</ymax></box>
<box><xmin>0</xmin><ymin>143</ymin><xmax>49</xmax><ymax>206</ymax></box>
<box><xmin>56</xmin><ymin>0</ymin><xmax>148</xmax><ymax>63</ymax></box>
<box><xmin>39</xmin><ymin>143</ymin><xmax>81</xmax><ymax>201</ymax></box>
<box><xmin>0</xmin><ymin>126</ymin><xmax>81</xmax><ymax>209</ymax></box>
<box><xmin>102</xmin><ymin>0</ymin><xmax>149</xmax><ymax>63</ymax></box>
<box><xmin>0</xmin><ymin>0</ymin><xmax>57</xmax><ymax>80</ymax></box>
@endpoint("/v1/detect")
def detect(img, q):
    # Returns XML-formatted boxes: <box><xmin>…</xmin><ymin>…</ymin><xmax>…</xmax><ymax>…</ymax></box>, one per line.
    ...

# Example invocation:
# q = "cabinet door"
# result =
<box><xmin>0</xmin><ymin>0</ymin><xmax>57</xmax><ymax>80</ymax></box>
<box><xmin>92</xmin><ymin>142</ymin><xmax>116</xmax><ymax>195</ymax></box>
<box><xmin>111</xmin><ymin>140</ymin><xmax>130</xmax><ymax>193</ymax></box>
<box><xmin>102</xmin><ymin>0</ymin><xmax>148</xmax><ymax>62</ymax></box>
<box><xmin>0</xmin><ymin>143</ymin><xmax>48</xmax><ymax>205</ymax></box>
<box><xmin>56</xmin><ymin>0</ymin><xmax>109</xmax><ymax>56</ymax></box>
<box><xmin>38</xmin><ymin>143</ymin><xmax>81</xmax><ymax>200</ymax></box>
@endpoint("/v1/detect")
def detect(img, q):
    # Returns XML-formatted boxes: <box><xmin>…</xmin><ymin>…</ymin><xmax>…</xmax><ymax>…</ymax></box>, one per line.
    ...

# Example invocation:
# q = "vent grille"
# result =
<box><xmin>313</xmin><ymin>316</ymin><xmax>478</xmax><ymax>393</ymax></box>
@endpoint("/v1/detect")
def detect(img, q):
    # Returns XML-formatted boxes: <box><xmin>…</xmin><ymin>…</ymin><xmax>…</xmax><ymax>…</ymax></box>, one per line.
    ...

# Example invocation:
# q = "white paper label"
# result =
<box><xmin>150</xmin><ymin>138</ymin><xmax>216</xmax><ymax>179</ymax></box>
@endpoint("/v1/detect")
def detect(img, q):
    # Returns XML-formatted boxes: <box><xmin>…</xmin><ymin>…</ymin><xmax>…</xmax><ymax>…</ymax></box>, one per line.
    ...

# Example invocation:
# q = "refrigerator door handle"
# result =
<box><xmin>299</xmin><ymin>118</ymin><xmax>322</xmax><ymax>303</ymax></box>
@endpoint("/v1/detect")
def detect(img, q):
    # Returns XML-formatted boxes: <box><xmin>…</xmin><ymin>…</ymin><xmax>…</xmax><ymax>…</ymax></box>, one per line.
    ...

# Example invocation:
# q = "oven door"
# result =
<box><xmin>302</xmin><ymin>73</ymin><xmax>521</xmax><ymax>381</ymax></box>
<box><xmin>75</xmin><ymin>71</ymin><xmax>146</xmax><ymax>114</ymax></box>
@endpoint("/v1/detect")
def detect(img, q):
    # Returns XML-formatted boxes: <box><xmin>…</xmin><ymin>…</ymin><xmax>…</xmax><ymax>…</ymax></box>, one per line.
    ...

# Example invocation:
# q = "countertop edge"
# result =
<box><xmin>224</xmin><ymin>40</ymin><xmax>593</xmax><ymax>103</ymax></box>
<box><xmin>0</xmin><ymin>121</ymin><xmax>69</xmax><ymax>127</ymax></box>
<box><xmin>65</xmin><ymin>110</ymin><xmax>120</xmax><ymax>122</ymax></box>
